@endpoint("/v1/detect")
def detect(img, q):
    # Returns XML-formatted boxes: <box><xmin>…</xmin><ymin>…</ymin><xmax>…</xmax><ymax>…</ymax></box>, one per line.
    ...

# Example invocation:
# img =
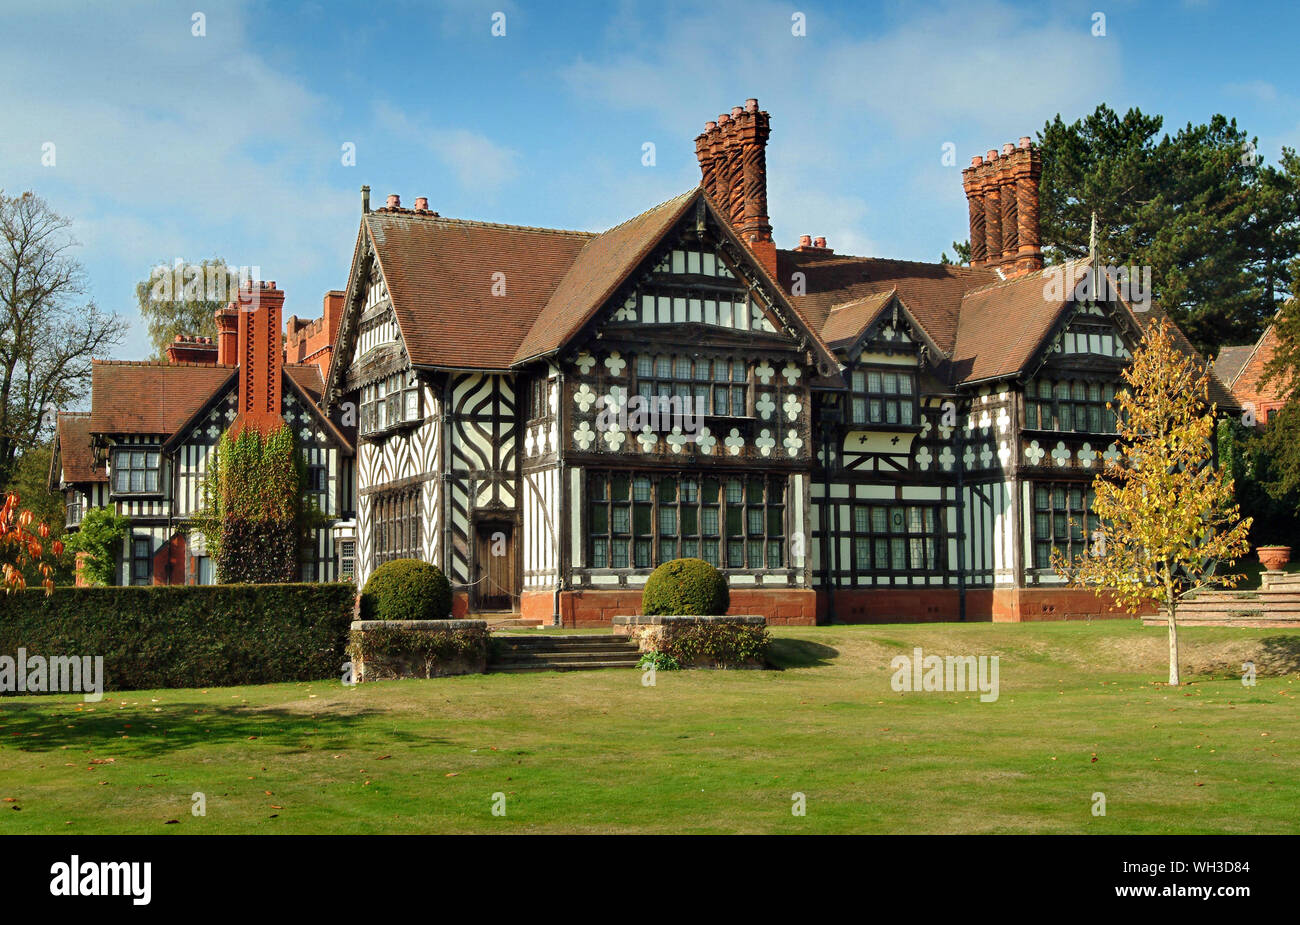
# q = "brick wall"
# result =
<box><xmin>1230</xmin><ymin>326</ymin><xmax>1287</xmax><ymax>427</ymax></box>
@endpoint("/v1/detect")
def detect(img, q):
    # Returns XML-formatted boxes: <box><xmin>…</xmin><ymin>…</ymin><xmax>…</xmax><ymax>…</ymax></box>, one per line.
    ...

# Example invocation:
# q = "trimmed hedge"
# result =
<box><xmin>642</xmin><ymin>558</ymin><xmax>729</xmax><ymax>616</ymax></box>
<box><xmin>360</xmin><ymin>559</ymin><xmax>452</xmax><ymax>621</ymax></box>
<box><xmin>0</xmin><ymin>584</ymin><xmax>354</xmax><ymax>692</ymax></box>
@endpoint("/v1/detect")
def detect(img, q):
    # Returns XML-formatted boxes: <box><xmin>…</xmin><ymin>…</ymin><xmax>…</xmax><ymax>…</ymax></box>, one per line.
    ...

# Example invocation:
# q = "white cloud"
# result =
<box><xmin>374</xmin><ymin>103</ymin><xmax>521</xmax><ymax>193</ymax></box>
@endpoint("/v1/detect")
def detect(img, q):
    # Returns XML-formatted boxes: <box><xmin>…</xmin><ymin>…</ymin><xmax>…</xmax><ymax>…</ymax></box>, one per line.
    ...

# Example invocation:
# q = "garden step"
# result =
<box><xmin>487</xmin><ymin>658</ymin><xmax>642</xmax><ymax>673</ymax></box>
<box><xmin>487</xmin><ymin>634</ymin><xmax>641</xmax><ymax>672</ymax></box>
<box><xmin>495</xmin><ymin>635</ymin><xmax>636</xmax><ymax>648</ymax></box>
<box><xmin>493</xmin><ymin>647</ymin><xmax>640</xmax><ymax>663</ymax></box>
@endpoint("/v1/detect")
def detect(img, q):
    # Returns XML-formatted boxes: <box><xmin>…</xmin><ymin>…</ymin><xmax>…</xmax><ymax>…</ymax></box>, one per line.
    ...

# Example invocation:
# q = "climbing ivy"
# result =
<box><xmin>197</xmin><ymin>425</ymin><xmax>305</xmax><ymax>583</ymax></box>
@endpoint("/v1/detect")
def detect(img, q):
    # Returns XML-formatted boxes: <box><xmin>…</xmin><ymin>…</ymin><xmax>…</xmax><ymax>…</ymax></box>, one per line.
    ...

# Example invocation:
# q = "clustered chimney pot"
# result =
<box><xmin>694</xmin><ymin>97</ymin><xmax>776</xmax><ymax>279</ymax></box>
<box><xmin>962</xmin><ymin>137</ymin><xmax>1043</xmax><ymax>277</ymax></box>
<box><xmin>414</xmin><ymin>196</ymin><xmax>429</xmax><ymax>211</ymax></box>
<box><xmin>798</xmin><ymin>234</ymin><xmax>812</xmax><ymax>247</ymax></box>
<box><xmin>813</xmin><ymin>236</ymin><xmax>827</xmax><ymax>249</ymax></box>
<box><xmin>386</xmin><ymin>194</ymin><xmax>400</xmax><ymax>209</ymax></box>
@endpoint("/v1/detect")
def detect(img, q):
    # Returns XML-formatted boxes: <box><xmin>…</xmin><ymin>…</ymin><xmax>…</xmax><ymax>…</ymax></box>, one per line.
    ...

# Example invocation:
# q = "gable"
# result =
<box><xmin>543</xmin><ymin>192</ymin><xmax>840</xmax><ymax>378</ymax></box>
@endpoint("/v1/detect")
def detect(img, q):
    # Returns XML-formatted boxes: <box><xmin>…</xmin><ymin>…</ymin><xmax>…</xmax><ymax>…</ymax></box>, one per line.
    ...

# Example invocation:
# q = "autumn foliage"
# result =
<box><xmin>1053</xmin><ymin>319</ymin><xmax>1252</xmax><ymax>684</ymax></box>
<box><xmin>1</xmin><ymin>491</ymin><xmax>64</xmax><ymax>594</ymax></box>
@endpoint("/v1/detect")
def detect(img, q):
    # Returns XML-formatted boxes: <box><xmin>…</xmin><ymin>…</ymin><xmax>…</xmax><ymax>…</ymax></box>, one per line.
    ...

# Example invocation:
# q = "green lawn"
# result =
<box><xmin>1</xmin><ymin>620</ymin><xmax>1297</xmax><ymax>834</ymax></box>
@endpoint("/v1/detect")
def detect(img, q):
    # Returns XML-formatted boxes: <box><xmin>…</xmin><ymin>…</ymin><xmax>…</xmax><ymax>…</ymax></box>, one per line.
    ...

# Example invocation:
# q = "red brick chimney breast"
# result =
<box><xmin>234</xmin><ymin>281</ymin><xmax>284</xmax><ymax>436</ymax></box>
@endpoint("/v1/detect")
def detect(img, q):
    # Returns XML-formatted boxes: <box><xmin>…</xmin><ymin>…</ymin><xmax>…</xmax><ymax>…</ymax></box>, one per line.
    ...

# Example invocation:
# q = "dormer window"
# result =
<box><xmin>849</xmin><ymin>368</ymin><xmax>916</xmax><ymax>426</ymax></box>
<box><xmin>112</xmin><ymin>448</ymin><xmax>161</xmax><ymax>495</ymax></box>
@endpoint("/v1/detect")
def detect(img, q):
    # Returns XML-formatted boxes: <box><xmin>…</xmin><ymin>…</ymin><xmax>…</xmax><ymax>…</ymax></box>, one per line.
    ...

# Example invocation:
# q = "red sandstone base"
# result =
<box><xmin>521</xmin><ymin>588</ymin><xmax>817</xmax><ymax>628</ymax></box>
<box><xmin>520</xmin><ymin>586</ymin><xmax>1145</xmax><ymax>627</ymax></box>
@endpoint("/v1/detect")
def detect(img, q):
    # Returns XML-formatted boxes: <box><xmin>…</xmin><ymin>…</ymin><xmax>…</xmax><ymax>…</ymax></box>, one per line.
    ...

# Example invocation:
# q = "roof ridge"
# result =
<box><xmin>827</xmin><ymin>288</ymin><xmax>897</xmax><ymax>312</ymax></box>
<box><xmin>93</xmin><ymin>359</ymin><xmax>238</xmax><ymax>368</ymax></box>
<box><xmin>959</xmin><ymin>257</ymin><xmax>1091</xmax><ymax>299</ymax></box>
<box><xmin>369</xmin><ymin>211</ymin><xmax>598</xmax><ymax>238</ymax></box>
<box><xmin>782</xmin><ymin>250</ymin><xmax>992</xmax><ymax>275</ymax></box>
<box><xmin>589</xmin><ymin>188</ymin><xmax>698</xmax><ymax>241</ymax></box>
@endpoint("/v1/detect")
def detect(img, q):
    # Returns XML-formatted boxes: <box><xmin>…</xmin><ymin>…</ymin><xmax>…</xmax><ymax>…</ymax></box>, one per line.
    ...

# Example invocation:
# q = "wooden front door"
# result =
<box><xmin>474</xmin><ymin>521</ymin><xmax>516</xmax><ymax>611</ymax></box>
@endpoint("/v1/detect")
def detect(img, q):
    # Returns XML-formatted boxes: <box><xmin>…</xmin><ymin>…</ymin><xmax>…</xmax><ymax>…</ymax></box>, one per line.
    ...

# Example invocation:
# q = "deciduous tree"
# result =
<box><xmin>0</xmin><ymin>191</ymin><xmax>127</xmax><ymax>490</ymax></box>
<box><xmin>1053</xmin><ymin>319</ymin><xmax>1252</xmax><ymax>685</ymax></box>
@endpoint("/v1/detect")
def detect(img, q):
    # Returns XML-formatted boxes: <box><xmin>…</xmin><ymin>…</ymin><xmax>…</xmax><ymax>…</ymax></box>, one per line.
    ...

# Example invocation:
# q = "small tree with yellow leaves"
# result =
<box><xmin>1052</xmin><ymin>318</ymin><xmax>1252</xmax><ymax>685</ymax></box>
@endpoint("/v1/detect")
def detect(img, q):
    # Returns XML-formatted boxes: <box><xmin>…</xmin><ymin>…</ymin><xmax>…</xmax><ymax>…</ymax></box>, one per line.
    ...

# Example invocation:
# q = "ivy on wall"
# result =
<box><xmin>197</xmin><ymin>425</ymin><xmax>305</xmax><ymax>583</ymax></box>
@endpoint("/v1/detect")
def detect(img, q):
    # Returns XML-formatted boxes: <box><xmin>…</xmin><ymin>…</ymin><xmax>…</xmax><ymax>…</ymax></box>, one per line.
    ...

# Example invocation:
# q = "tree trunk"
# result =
<box><xmin>1166</xmin><ymin>601</ymin><xmax>1181</xmax><ymax>686</ymax></box>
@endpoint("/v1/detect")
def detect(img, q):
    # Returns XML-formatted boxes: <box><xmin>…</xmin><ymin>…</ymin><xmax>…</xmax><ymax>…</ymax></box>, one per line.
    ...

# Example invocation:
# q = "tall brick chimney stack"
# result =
<box><xmin>962</xmin><ymin>136</ymin><xmax>1042</xmax><ymax>277</ymax></box>
<box><xmin>233</xmin><ymin>281</ymin><xmax>284</xmax><ymax>436</ymax></box>
<box><xmin>694</xmin><ymin>98</ymin><xmax>777</xmax><ymax>280</ymax></box>
<box><xmin>215</xmin><ymin>304</ymin><xmax>239</xmax><ymax>364</ymax></box>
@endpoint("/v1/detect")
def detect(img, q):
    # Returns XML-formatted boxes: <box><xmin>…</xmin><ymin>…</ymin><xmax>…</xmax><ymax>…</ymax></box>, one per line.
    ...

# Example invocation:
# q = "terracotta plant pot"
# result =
<box><xmin>1257</xmin><ymin>546</ymin><xmax>1292</xmax><ymax>571</ymax></box>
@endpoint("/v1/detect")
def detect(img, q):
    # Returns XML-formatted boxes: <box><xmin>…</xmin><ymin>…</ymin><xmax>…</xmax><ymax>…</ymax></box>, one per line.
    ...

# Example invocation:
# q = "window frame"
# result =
<box><xmin>371</xmin><ymin>485</ymin><xmax>422</xmax><ymax>569</ymax></box>
<box><xmin>848</xmin><ymin>366</ymin><xmax>918</xmax><ymax>427</ymax></box>
<box><xmin>848</xmin><ymin>502</ymin><xmax>942</xmax><ymax>575</ymax></box>
<box><xmin>111</xmin><ymin>446</ymin><xmax>162</xmax><ymax>497</ymax></box>
<box><xmin>130</xmin><ymin>534</ymin><xmax>153</xmax><ymax>585</ymax></box>
<box><xmin>586</xmin><ymin>470</ymin><xmax>785</xmax><ymax>572</ymax></box>
<box><xmin>360</xmin><ymin>370</ymin><xmax>422</xmax><ymax>437</ymax></box>
<box><xmin>1030</xmin><ymin>482</ymin><xmax>1097</xmax><ymax>569</ymax></box>
<box><xmin>631</xmin><ymin>354</ymin><xmax>750</xmax><ymax>419</ymax></box>
<box><xmin>1024</xmin><ymin>377</ymin><xmax>1118</xmax><ymax>434</ymax></box>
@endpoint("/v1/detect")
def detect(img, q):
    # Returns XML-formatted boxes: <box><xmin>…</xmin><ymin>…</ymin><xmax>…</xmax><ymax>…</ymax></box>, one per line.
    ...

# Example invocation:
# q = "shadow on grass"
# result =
<box><xmin>0</xmin><ymin>699</ymin><xmax>453</xmax><ymax>758</ymax></box>
<box><xmin>767</xmin><ymin>638</ymin><xmax>839</xmax><ymax>670</ymax></box>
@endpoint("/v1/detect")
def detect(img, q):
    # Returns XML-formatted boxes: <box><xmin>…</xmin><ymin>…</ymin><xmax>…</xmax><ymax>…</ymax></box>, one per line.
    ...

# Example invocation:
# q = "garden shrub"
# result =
<box><xmin>642</xmin><ymin>558</ymin><xmax>729</xmax><ymax>615</ymax></box>
<box><xmin>0</xmin><ymin>583</ymin><xmax>354</xmax><ymax>692</ymax></box>
<box><xmin>658</xmin><ymin>622</ymin><xmax>770</xmax><ymax>668</ymax></box>
<box><xmin>360</xmin><ymin>558</ymin><xmax>453</xmax><ymax>621</ymax></box>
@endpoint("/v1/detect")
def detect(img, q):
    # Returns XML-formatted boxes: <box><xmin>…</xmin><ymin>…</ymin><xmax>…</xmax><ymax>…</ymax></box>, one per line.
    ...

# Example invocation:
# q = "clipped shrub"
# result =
<box><xmin>360</xmin><ymin>558</ymin><xmax>453</xmax><ymax>621</ymax></box>
<box><xmin>642</xmin><ymin>557</ymin><xmax>729</xmax><ymax>616</ymax></box>
<box><xmin>0</xmin><ymin>583</ymin><xmax>354</xmax><ymax>692</ymax></box>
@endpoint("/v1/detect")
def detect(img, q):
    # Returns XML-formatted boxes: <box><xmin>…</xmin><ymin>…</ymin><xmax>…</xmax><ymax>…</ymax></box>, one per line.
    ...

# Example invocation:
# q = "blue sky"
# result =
<box><xmin>2</xmin><ymin>0</ymin><xmax>1297</xmax><ymax>361</ymax></box>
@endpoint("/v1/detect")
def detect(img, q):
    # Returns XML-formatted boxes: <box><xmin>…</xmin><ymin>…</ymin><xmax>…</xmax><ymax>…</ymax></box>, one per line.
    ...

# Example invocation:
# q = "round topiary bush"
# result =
<box><xmin>642</xmin><ymin>558</ymin><xmax>729</xmax><ymax>616</ymax></box>
<box><xmin>360</xmin><ymin>559</ymin><xmax>453</xmax><ymax>621</ymax></box>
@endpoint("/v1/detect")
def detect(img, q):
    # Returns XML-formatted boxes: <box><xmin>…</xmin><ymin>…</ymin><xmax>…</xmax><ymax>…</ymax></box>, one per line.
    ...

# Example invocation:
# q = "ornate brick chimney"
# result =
<box><xmin>233</xmin><ymin>281</ymin><xmax>284</xmax><ymax>436</ymax></box>
<box><xmin>695</xmin><ymin>98</ymin><xmax>777</xmax><ymax>280</ymax></box>
<box><xmin>962</xmin><ymin>136</ymin><xmax>1042</xmax><ymax>277</ymax></box>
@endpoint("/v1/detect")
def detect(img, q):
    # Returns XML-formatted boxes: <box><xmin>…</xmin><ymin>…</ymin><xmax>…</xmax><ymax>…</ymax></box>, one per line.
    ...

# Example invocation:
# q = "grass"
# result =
<box><xmin>1</xmin><ymin>620</ymin><xmax>1297</xmax><ymax>834</ymax></box>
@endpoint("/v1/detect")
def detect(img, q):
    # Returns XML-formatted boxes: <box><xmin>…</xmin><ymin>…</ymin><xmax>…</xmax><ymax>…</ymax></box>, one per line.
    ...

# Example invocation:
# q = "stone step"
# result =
<box><xmin>1185</xmin><ymin>595</ymin><xmax>1300</xmax><ymax>610</ymax></box>
<box><xmin>495</xmin><ymin>635</ymin><xmax>635</xmax><ymax>649</ymax></box>
<box><xmin>493</xmin><ymin>647</ymin><xmax>639</xmax><ymax>663</ymax></box>
<box><xmin>484</xmin><ymin>618</ymin><xmax>545</xmax><ymax>628</ymax></box>
<box><xmin>487</xmin><ymin>658</ymin><xmax>642</xmax><ymax>673</ymax></box>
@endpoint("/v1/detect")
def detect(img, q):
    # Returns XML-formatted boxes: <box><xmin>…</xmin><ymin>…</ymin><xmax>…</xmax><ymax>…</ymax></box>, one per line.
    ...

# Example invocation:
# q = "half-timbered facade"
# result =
<box><xmin>321</xmin><ymin>99</ymin><xmax>1233</xmax><ymax>626</ymax></box>
<box><xmin>50</xmin><ymin>284</ymin><xmax>355</xmax><ymax>585</ymax></box>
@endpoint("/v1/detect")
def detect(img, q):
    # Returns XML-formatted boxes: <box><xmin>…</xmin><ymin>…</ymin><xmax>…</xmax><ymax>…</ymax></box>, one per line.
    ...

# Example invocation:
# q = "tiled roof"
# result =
<box><xmin>948</xmin><ymin>261</ymin><xmax>1091</xmax><ymax>384</ymax></box>
<box><xmin>88</xmin><ymin>361</ymin><xmax>237</xmax><ymax>436</ymax></box>
<box><xmin>53</xmin><ymin>413</ymin><xmax>104</xmax><ymax>485</ymax></box>
<box><xmin>366</xmin><ymin>211</ymin><xmax>595</xmax><ymax>370</ymax></box>
<box><xmin>1211</xmin><ymin>344</ymin><xmax>1255</xmax><ymax>387</ymax></box>
<box><xmin>779</xmin><ymin>251</ymin><xmax>996</xmax><ymax>355</ymax></box>
<box><xmin>514</xmin><ymin>190</ymin><xmax>698</xmax><ymax>364</ymax></box>
<box><xmin>820</xmin><ymin>290</ymin><xmax>896</xmax><ymax>348</ymax></box>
